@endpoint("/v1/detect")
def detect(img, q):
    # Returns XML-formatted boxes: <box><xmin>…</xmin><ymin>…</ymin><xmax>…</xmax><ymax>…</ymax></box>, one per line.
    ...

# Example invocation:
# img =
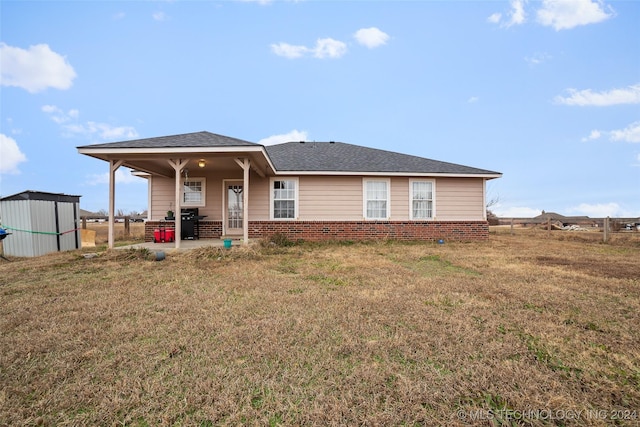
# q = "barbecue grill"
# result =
<box><xmin>181</xmin><ymin>208</ymin><xmax>206</xmax><ymax>240</ymax></box>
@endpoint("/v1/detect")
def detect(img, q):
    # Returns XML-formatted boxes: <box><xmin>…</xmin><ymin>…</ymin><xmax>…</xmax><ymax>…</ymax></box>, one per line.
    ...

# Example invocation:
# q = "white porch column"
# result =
<box><xmin>235</xmin><ymin>158</ymin><xmax>250</xmax><ymax>245</ymax></box>
<box><xmin>108</xmin><ymin>159</ymin><xmax>124</xmax><ymax>249</ymax></box>
<box><xmin>168</xmin><ymin>159</ymin><xmax>189</xmax><ymax>249</ymax></box>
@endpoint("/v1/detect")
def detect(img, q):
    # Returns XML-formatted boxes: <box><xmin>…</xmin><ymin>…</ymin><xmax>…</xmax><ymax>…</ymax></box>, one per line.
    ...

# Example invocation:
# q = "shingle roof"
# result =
<box><xmin>76</xmin><ymin>131</ymin><xmax>259</xmax><ymax>149</ymax></box>
<box><xmin>265</xmin><ymin>141</ymin><xmax>500</xmax><ymax>175</ymax></box>
<box><xmin>77</xmin><ymin>131</ymin><xmax>500</xmax><ymax>176</ymax></box>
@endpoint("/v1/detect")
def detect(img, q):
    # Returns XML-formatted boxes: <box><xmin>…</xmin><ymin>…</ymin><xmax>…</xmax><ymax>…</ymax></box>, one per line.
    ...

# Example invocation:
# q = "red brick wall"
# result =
<box><xmin>249</xmin><ymin>221</ymin><xmax>489</xmax><ymax>241</ymax></box>
<box><xmin>145</xmin><ymin>220</ymin><xmax>489</xmax><ymax>242</ymax></box>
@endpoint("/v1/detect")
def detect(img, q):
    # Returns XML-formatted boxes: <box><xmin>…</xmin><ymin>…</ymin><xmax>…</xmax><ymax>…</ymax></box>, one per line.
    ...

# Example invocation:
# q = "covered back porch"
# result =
<box><xmin>77</xmin><ymin>132</ymin><xmax>275</xmax><ymax>249</ymax></box>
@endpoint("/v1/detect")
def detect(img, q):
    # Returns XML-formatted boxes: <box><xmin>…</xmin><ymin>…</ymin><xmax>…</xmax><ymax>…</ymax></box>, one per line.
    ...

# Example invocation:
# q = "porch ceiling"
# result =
<box><xmin>80</xmin><ymin>150</ymin><xmax>274</xmax><ymax>178</ymax></box>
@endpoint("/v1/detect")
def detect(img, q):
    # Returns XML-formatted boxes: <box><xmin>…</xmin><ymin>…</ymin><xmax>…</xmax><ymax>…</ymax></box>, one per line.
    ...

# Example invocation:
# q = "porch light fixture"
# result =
<box><xmin>198</xmin><ymin>159</ymin><xmax>206</xmax><ymax>168</ymax></box>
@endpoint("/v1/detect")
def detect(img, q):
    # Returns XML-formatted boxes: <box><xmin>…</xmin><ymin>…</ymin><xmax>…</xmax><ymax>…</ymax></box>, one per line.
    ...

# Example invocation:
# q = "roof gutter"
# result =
<box><xmin>273</xmin><ymin>170</ymin><xmax>503</xmax><ymax>179</ymax></box>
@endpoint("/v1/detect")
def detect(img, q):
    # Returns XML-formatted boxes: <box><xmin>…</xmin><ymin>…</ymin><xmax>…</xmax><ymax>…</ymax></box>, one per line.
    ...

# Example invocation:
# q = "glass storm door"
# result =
<box><xmin>227</xmin><ymin>184</ymin><xmax>243</xmax><ymax>235</ymax></box>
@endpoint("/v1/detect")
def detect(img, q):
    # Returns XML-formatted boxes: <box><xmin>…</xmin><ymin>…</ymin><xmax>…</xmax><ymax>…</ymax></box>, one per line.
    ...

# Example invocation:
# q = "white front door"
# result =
<box><xmin>226</xmin><ymin>182</ymin><xmax>243</xmax><ymax>235</ymax></box>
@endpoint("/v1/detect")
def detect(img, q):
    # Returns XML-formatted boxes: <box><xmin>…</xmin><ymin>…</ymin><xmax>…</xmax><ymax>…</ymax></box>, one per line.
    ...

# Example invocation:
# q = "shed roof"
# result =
<box><xmin>0</xmin><ymin>190</ymin><xmax>81</xmax><ymax>203</ymax></box>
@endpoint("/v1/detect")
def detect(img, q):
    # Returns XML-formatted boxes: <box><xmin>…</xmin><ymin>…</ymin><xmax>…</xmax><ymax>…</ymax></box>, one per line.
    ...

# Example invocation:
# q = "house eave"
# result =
<box><xmin>273</xmin><ymin>170</ymin><xmax>503</xmax><ymax>179</ymax></box>
<box><xmin>77</xmin><ymin>146</ymin><xmax>278</xmax><ymax>176</ymax></box>
<box><xmin>77</xmin><ymin>146</ymin><xmax>268</xmax><ymax>156</ymax></box>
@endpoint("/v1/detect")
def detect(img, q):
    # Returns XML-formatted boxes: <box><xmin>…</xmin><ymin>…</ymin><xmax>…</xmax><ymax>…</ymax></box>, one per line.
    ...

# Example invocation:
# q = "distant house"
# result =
<box><xmin>77</xmin><ymin>131</ymin><xmax>502</xmax><ymax>248</ymax></box>
<box><xmin>534</xmin><ymin>211</ymin><xmax>595</xmax><ymax>227</ymax></box>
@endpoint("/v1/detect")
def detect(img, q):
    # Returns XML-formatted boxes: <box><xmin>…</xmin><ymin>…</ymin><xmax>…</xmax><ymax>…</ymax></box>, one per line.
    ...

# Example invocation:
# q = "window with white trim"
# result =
<box><xmin>271</xmin><ymin>178</ymin><xmax>298</xmax><ymax>219</ymax></box>
<box><xmin>410</xmin><ymin>180</ymin><xmax>434</xmax><ymax>219</ymax></box>
<box><xmin>363</xmin><ymin>179</ymin><xmax>390</xmax><ymax>220</ymax></box>
<box><xmin>182</xmin><ymin>178</ymin><xmax>206</xmax><ymax>207</ymax></box>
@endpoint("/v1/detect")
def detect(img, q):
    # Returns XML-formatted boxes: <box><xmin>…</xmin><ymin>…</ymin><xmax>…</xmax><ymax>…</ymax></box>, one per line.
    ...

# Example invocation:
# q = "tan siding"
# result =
<box><xmin>150</xmin><ymin>177</ymin><xmax>175</xmax><ymax>220</ymax></box>
<box><xmin>150</xmin><ymin>171</ymin><xmax>271</xmax><ymax>221</ymax></box>
<box><xmin>201</xmin><ymin>171</ymin><xmax>223</xmax><ymax>220</ymax></box>
<box><xmin>298</xmin><ymin>176</ymin><xmax>363</xmax><ymax>220</ymax></box>
<box><xmin>151</xmin><ymin>174</ymin><xmax>225</xmax><ymax>220</ymax></box>
<box><xmin>248</xmin><ymin>176</ymin><xmax>270</xmax><ymax>220</ymax></box>
<box><xmin>435</xmin><ymin>178</ymin><xmax>485</xmax><ymax>220</ymax></box>
<box><xmin>150</xmin><ymin>172</ymin><xmax>486</xmax><ymax>222</ymax></box>
<box><xmin>390</xmin><ymin>177</ymin><xmax>410</xmax><ymax>220</ymax></box>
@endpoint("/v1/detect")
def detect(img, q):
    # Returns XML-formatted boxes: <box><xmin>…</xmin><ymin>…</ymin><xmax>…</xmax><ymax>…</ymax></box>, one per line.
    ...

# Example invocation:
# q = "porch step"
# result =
<box><xmin>219</xmin><ymin>235</ymin><xmax>243</xmax><ymax>240</ymax></box>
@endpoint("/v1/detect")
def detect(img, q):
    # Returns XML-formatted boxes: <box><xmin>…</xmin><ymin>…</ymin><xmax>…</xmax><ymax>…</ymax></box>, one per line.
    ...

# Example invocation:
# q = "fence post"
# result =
<box><xmin>124</xmin><ymin>216</ymin><xmax>130</xmax><ymax>237</ymax></box>
<box><xmin>603</xmin><ymin>216</ymin><xmax>609</xmax><ymax>243</ymax></box>
<box><xmin>547</xmin><ymin>217</ymin><xmax>551</xmax><ymax>235</ymax></box>
<box><xmin>82</xmin><ymin>217</ymin><xmax>87</xmax><ymax>229</ymax></box>
<box><xmin>510</xmin><ymin>218</ymin><xmax>514</xmax><ymax>235</ymax></box>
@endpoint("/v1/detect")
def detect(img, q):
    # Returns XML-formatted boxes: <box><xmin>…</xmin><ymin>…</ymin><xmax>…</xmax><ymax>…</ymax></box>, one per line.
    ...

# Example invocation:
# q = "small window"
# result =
<box><xmin>271</xmin><ymin>178</ymin><xmax>298</xmax><ymax>219</ymax></box>
<box><xmin>363</xmin><ymin>179</ymin><xmax>390</xmax><ymax>220</ymax></box>
<box><xmin>182</xmin><ymin>178</ymin><xmax>206</xmax><ymax>207</ymax></box>
<box><xmin>410</xmin><ymin>180</ymin><xmax>434</xmax><ymax>219</ymax></box>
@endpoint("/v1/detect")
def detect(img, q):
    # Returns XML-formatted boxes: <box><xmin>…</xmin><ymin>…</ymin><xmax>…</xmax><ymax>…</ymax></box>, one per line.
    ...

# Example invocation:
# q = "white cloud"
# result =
<box><xmin>354</xmin><ymin>27</ymin><xmax>389</xmax><ymax>49</ymax></box>
<box><xmin>258</xmin><ymin>129</ymin><xmax>308</xmax><ymax>146</ymax></box>
<box><xmin>270</xmin><ymin>43</ymin><xmax>309</xmax><ymax>59</ymax></box>
<box><xmin>152</xmin><ymin>11</ymin><xmax>168</xmax><ymax>21</ymax></box>
<box><xmin>582</xmin><ymin>122</ymin><xmax>640</xmax><ymax>143</ymax></box>
<box><xmin>489</xmin><ymin>0</ymin><xmax>613</xmax><ymax>30</ymax></box>
<box><xmin>237</xmin><ymin>0</ymin><xmax>273</xmax><ymax>4</ymax></box>
<box><xmin>507</xmin><ymin>0</ymin><xmax>527</xmax><ymax>27</ymax></box>
<box><xmin>0</xmin><ymin>134</ymin><xmax>27</xmax><ymax>175</ymax></box>
<box><xmin>537</xmin><ymin>0</ymin><xmax>613</xmax><ymax>30</ymax></box>
<box><xmin>567</xmin><ymin>202</ymin><xmax>629</xmax><ymax>217</ymax></box>
<box><xmin>43</xmin><ymin>104</ymin><xmax>138</xmax><ymax>141</ymax></box>
<box><xmin>271</xmin><ymin>38</ymin><xmax>347</xmax><ymax>59</ymax></box>
<box><xmin>581</xmin><ymin>129</ymin><xmax>602</xmax><ymax>142</ymax></box>
<box><xmin>525</xmin><ymin>52</ymin><xmax>552</xmax><ymax>65</ymax></box>
<box><xmin>610</xmin><ymin>121</ymin><xmax>640</xmax><ymax>143</ymax></box>
<box><xmin>467</xmin><ymin>96</ymin><xmax>479</xmax><ymax>104</ymax></box>
<box><xmin>492</xmin><ymin>205</ymin><xmax>542</xmax><ymax>218</ymax></box>
<box><xmin>0</xmin><ymin>43</ymin><xmax>76</xmax><ymax>93</ymax></box>
<box><xmin>487</xmin><ymin>12</ymin><xmax>502</xmax><ymax>24</ymax></box>
<box><xmin>42</xmin><ymin>105</ymin><xmax>79</xmax><ymax>124</ymax></box>
<box><xmin>489</xmin><ymin>0</ymin><xmax>527</xmax><ymax>28</ymax></box>
<box><xmin>313</xmin><ymin>38</ymin><xmax>348</xmax><ymax>59</ymax></box>
<box><xmin>71</xmin><ymin>122</ymin><xmax>139</xmax><ymax>140</ymax></box>
<box><xmin>236</xmin><ymin>0</ymin><xmax>302</xmax><ymax>5</ymax></box>
<box><xmin>554</xmin><ymin>84</ymin><xmax>640</xmax><ymax>106</ymax></box>
<box><xmin>86</xmin><ymin>168</ymin><xmax>146</xmax><ymax>186</ymax></box>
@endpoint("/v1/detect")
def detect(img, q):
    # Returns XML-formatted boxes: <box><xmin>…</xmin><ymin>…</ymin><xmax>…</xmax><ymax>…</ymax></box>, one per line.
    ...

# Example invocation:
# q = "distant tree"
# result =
<box><xmin>486</xmin><ymin>210</ymin><xmax>500</xmax><ymax>225</ymax></box>
<box><xmin>96</xmin><ymin>209</ymin><xmax>108</xmax><ymax>216</ymax></box>
<box><xmin>486</xmin><ymin>195</ymin><xmax>500</xmax><ymax>225</ymax></box>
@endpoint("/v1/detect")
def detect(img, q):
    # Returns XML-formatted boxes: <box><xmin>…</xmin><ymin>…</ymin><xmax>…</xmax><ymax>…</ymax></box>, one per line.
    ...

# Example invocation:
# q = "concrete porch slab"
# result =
<box><xmin>117</xmin><ymin>238</ymin><xmax>248</xmax><ymax>251</ymax></box>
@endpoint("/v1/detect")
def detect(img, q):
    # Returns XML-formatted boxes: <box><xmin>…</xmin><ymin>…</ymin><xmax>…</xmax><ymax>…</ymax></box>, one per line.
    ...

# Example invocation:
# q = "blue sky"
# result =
<box><xmin>1</xmin><ymin>0</ymin><xmax>638</xmax><ymax>218</ymax></box>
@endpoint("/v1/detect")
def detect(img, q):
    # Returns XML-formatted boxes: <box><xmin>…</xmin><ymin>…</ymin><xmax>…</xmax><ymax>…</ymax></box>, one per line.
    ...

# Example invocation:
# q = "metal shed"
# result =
<box><xmin>0</xmin><ymin>190</ymin><xmax>81</xmax><ymax>257</ymax></box>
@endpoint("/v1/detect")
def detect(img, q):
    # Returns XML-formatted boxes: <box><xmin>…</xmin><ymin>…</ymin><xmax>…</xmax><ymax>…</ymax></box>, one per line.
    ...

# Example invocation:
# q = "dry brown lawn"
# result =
<box><xmin>1</xmin><ymin>228</ymin><xmax>639</xmax><ymax>426</ymax></box>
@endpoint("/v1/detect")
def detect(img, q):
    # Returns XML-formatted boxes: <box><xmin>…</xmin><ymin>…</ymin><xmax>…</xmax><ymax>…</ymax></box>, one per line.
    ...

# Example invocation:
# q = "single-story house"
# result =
<box><xmin>77</xmin><ymin>131</ymin><xmax>502</xmax><ymax>248</ymax></box>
